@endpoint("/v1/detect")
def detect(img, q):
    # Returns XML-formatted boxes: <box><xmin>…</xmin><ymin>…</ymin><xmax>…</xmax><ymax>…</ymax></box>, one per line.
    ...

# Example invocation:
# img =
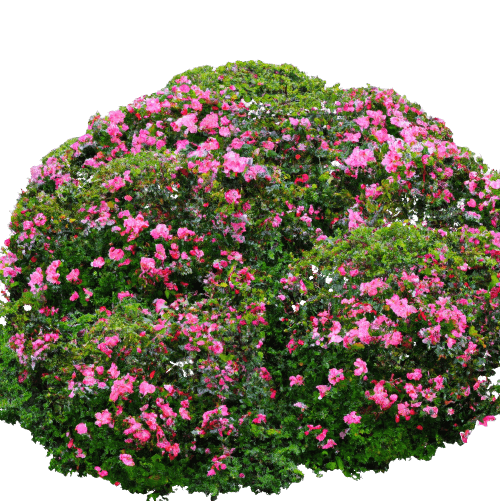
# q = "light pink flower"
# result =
<box><xmin>150</xmin><ymin>223</ymin><xmax>170</xmax><ymax>240</ymax></box>
<box><xmin>224</xmin><ymin>189</ymin><xmax>241</xmax><ymax>205</ymax></box>
<box><xmin>91</xmin><ymin>257</ymin><xmax>105</xmax><ymax>268</ymax></box>
<box><xmin>385</xmin><ymin>294</ymin><xmax>418</xmax><ymax>318</ymax></box>
<box><xmin>407</xmin><ymin>369</ymin><xmax>423</xmax><ymax>381</ymax></box>
<box><xmin>343</xmin><ymin>411</ymin><xmax>362</xmax><ymax>424</ymax></box>
<box><xmin>109</xmin><ymin>247</ymin><xmax>124</xmax><ymax>261</ymax></box>
<box><xmin>316</xmin><ymin>385</ymin><xmax>332</xmax><ymax>399</ymax></box>
<box><xmin>209</xmin><ymin>340</ymin><xmax>224</xmax><ymax>355</ymax></box>
<box><xmin>139</xmin><ymin>381</ymin><xmax>156</xmax><ymax>396</ymax></box>
<box><xmin>289</xmin><ymin>375</ymin><xmax>304</xmax><ymax>387</ymax></box>
<box><xmin>119</xmin><ymin>453</ymin><xmax>135</xmax><ymax>466</ymax></box>
<box><xmin>328</xmin><ymin>368</ymin><xmax>345</xmax><ymax>385</ymax></box>
<box><xmin>28</xmin><ymin>267</ymin><xmax>44</xmax><ymax>293</ymax></box>
<box><xmin>95</xmin><ymin>409</ymin><xmax>114</xmax><ymax>428</ymax></box>
<box><xmin>66</xmin><ymin>268</ymin><xmax>80</xmax><ymax>282</ymax></box>
<box><xmin>354</xmin><ymin>358</ymin><xmax>368</xmax><ymax>376</ymax></box>
<box><xmin>75</xmin><ymin>423</ymin><xmax>88</xmax><ymax>435</ymax></box>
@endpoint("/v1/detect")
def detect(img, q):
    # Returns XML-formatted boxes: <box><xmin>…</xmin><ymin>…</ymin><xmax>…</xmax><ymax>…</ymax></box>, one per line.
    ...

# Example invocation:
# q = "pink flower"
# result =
<box><xmin>150</xmin><ymin>223</ymin><xmax>170</xmax><ymax>240</ymax></box>
<box><xmin>252</xmin><ymin>413</ymin><xmax>267</xmax><ymax>424</ymax></box>
<box><xmin>316</xmin><ymin>385</ymin><xmax>332</xmax><ymax>399</ymax></box>
<box><xmin>83</xmin><ymin>288</ymin><xmax>93</xmax><ymax>301</ymax></box>
<box><xmin>209</xmin><ymin>340</ymin><xmax>224</xmax><ymax>355</ymax></box>
<box><xmin>300</xmin><ymin>118</ymin><xmax>311</xmax><ymax>129</ymax></box>
<box><xmin>289</xmin><ymin>375</ymin><xmax>304</xmax><ymax>387</ymax></box>
<box><xmin>69</xmin><ymin>291</ymin><xmax>79</xmax><ymax>301</ymax></box>
<box><xmin>28</xmin><ymin>267</ymin><xmax>44</xmax><ymax>293</ymax></box>
<box><xmin>348</xmin><ymin>209</ymin><xmax>365</xmax><ymax>230</ymax></box>
<box><xmin>343</xmin><ymin>411</ymin><xmax>362</xmax><ymax>424</ymax></box>
<box><xmin>460</xmin><ymin>429</ymin><xmax>471</xmax><ymax>443</ymax></box>
<box><xmin>75</xmin><ymin>423</ymin><xmax>88</xmax><ymax>435</ymax></box>
<box><xmin>33</xmin><ymin>213</ymin><xmax>47</xmax><ymax>226</ymax></box>
<box><xmin>139</xmin><ymin>381</ymin><xmax>156</xmax><ymax>396</ymax></box>
<box><xmin>91</xmin><ymin>257</ymin><xmax>105</xmax><ymax>268</ymax></box>
<box><xmin>385</xmin><ymin>294</ymin><xmax>418</xmax><ymax>318</ymax></box>
<box><xmin>146</xmin><ymin>98</ymin><xmax>161</xmax><ymax>113</ymax></box>
<box><xmin>262</xmin><ymin>140</ymin><xmax>275</xmax><ymax>150</ymax></box>
<box><xmin>478</xmin><ymin>415</ymin><xmax>496</xmax><ymax>427</ymax></box>
<box><xmin>109</xmin><ymin>247</ymin><xmax>124</xmax><ymax>261</ymax></box>
<box><xmin>199</xmin><ymin>112</ymin><xmax>219</xmax><ymax>130</ymax></box>
<box><xmin>95</xmin><ymin>467</ymin><xmax>108</xmax><ymax>477</ymax></box>
<box><xmin>66</xmin><ymin>268</ymin><xmax>80</xmax><ymax>283</ymax></box>
<box><xmin>322</xmin><ymin>439</ymin><xmax>337</xmax><ymax>449</ymax></box>
<box><xmin>354</xmin><ymin>358</ymin><xmax>368</xmax><ymax>376</ymax></box>
<box><xmin>328</xmin><ymin>368</ymin><xmax>345</xmax><ymax>385</ymax></box>
<box><xmin>289</xmin><ymin>117</ymin><xmax>299</xmax><ymax>127</ymax></box>
<box><xmin>179</xmin><ymin>407</ymin><xmax>191</xmax><ymax>420</ymax></box>
<box><xmin>140</xmin><ymin>257</ymin><xmax>156</xmax><ymax>276</ymax></box>
<box><xmin>46</xmin><ymin>259</ymin><xmax>62</xmax><ymax>284</ymax></box>
<box><xmin>467</xmin><ymin>199</ymin><xmax>476</xmax><ymax>208</ymax></box>
<box><xmin>119</xmin><ymin>454</ymin><xmax>135</xmax><ymax>466</ymax></box>
<box><xmin>155</xmin><ymin>244</ymin><xmax>166</xmax><ymax>261</ymax></box>
<box><xmin>109</xmin><ymin>110</ymin><xmax>125</xmax><ymax>124</ymax></box>
<box><xmin>223</xmin><ymin>150</ymin><xmax>248</xmax><ymax>176</ymax></box>
<box><xmin>354</xmin><ymin>116</ymin><xmax>370</xmax><ymax>130</ymax></box>
<box><xmin>272</xmin><ymin>215</ymin><xmax>282</xmax><ymax>228</ymax></box>
<box><xmin>316</xmin><ymin>428</ymin><xmax>328</xmax><ymax>441</ymax></box>
<box><xmin>95</xmin><ymin>409</ymin><xmax>114</xmax><ymax>428</ymax></box>
<box><xmin>224</xmin><ymin>189</ymin><xmax>241</xmax><ymax>205</ymax></box>
<box><xmin>407</xmin><ymin>369</ymin><xmax>423</xmax><ymax>381</ymax></box>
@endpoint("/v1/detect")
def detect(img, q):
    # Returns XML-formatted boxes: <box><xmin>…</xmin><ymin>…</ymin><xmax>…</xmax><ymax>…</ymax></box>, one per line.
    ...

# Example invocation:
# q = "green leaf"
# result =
<box><xmin>488</xmin><ymin>273</ymin><xmax>498</xmax><ymax>290</ymax></box>
<box><xmin>325</xmin><ymin>461</ymin><xmax>338</xmax><ymax>470</ymax></box>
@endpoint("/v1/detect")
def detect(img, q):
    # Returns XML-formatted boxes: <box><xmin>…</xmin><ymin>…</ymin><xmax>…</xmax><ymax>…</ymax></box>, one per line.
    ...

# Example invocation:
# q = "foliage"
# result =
<box><xmin>0</xmin><ymin>60</ymin><xmax>499</xmax><ymax>500</ymax></box>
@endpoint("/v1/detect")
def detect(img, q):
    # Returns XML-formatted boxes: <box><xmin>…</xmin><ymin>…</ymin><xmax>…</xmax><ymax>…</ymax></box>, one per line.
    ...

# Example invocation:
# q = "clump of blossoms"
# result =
<box><xmin>0</xmin><ymin>61</ymin><xmax>499</xmax><ymax>501</ymax></box>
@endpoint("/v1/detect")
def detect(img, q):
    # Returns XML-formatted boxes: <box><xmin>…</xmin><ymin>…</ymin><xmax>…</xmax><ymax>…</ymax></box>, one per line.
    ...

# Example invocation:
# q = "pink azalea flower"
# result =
<box><xmin>75</xmin><ymin>423</ymin><xmax>88</xmax><ymax>435</ymax></box>
<box><xmin>119</xmin><ymin>454</ymin><xmax>135</xmax><ymax>466</ymax></box>
<box><xmin>91</xmin><ymin>257</ymin><xmax>105</xmax><ymax>268</ymax></box>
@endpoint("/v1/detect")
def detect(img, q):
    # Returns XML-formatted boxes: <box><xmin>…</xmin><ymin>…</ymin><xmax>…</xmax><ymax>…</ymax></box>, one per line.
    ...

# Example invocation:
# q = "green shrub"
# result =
<box><xmin>0</xmin><ymin>60</ymin><xmax>499</xmax><ymax>501</ymax></box>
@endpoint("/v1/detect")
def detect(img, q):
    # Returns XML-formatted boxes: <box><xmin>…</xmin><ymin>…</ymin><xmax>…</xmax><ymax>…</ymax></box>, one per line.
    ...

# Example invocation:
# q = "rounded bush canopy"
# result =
<box><xmin>0</xmin><ymin>60</ymin><xmax>499</xmax><ymax>501</ymax></box>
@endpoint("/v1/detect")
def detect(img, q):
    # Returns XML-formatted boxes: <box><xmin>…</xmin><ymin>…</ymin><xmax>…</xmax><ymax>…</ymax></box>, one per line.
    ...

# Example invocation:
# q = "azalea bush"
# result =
<box><xmin>0</xmin><ymin>60</ymin><xmax>499</xmax><ymax>501</ymax></box>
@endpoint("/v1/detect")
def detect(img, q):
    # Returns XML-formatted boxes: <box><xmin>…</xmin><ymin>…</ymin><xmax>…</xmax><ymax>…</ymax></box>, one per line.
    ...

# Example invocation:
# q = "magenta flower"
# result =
<box><xmin>91</xmin><ymin>257</ymin><xmax>105</xmax><ymax>268</ymax></box>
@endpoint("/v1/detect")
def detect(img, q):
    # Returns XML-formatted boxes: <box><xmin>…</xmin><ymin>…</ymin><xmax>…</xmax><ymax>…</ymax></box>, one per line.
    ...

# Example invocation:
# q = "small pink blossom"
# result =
<box><xmin>328</xmin><ymin>368</ymin><xmax>345</xmax><ymax>385</ymax></box>
<box><xmin>224</xmin><ymin>189</ymin><xmax>241</xmax><ymax>205</ymax></box>
<box><xmin>75</xmin><ymin>423</ymin><xmax>88</xmax><ymax>435</ymax></box>
<box><xmin>91</xmin><ymin>257</ymin><xmax>105</xmax><ymax>268</ymax></box>
<box><xmin>354</xmin><ymin>358</ymin><xmax>368</xmax><ymax>376</ymax></box>
<box><xmin>289</xmin><ymin>375</ymin><xmax>304</xmax><ymax>387</ymax></box>
<box><xmin>109</xmin><ymin>247</ymin><xmax>124</xmax><ymax>261</ymax></box>
<box><xmin>119</xmin><ymin>454</ymin><xmax>135</xmax><ymax>466</ymax></box>
<box><xmin>316</xmin><ymin>385</ymin><xmax>332</xmax><ymax>399</ymax></box>
<box><xmin>139</xmin><ymin>381</ymin><xmax>156</xmax><ymax>396</ymax></box>
<box><xmin>252</xmin><ymin>413</ymin><xmax>267</xmax><ymax>424</ymax></box>
<box><xmin>343</xmin><ymin>411</ymin><xmax>362</xmax><ymax>424</ymax></box>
